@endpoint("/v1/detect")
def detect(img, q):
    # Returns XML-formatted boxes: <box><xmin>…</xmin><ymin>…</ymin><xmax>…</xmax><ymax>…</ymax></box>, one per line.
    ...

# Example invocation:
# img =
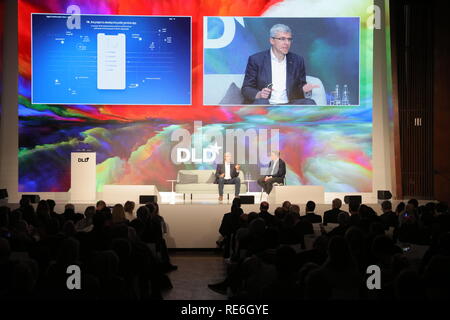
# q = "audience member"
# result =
<box><xmin>323</xmin><ymin>198</ymin><xmax>347</xmax><ymax>225</ymax></box>
<box><xmin>124</xmin><ymin>201</ymin><xmax>136</xmax><ymax>221</ymax></box>
<box><xmin>2</xmin><ymin>195</ymin><xmax>450</xmax><ymax>301</ymax></box>
<box><xmin>380</xmin><ymin>201</ymin><xmax>399</xmax><ymax>230</ymax></box>
<box><xmin>301</xmin><ymin>201</ymin><xmax>322</xmax><ymax>224</ymax></box>
<box><xmin>258</xmin><ymin>201</ymin><xmax>275</xmax><ymax>227</ymax></box>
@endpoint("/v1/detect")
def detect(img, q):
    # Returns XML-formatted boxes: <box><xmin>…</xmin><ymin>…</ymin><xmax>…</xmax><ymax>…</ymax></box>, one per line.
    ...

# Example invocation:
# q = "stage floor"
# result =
<box><xmin>4</xmin><ymin>191</ymin><xmax>391</xmax><ymax>207</ymax></box>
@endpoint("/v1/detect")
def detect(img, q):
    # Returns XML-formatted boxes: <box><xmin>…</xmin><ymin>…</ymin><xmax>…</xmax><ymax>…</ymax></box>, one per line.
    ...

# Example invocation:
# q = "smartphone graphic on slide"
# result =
<box><xmin>97</xmin><ymin>33</ymin><xmax>126</xmax><ymax>90</ymax></box>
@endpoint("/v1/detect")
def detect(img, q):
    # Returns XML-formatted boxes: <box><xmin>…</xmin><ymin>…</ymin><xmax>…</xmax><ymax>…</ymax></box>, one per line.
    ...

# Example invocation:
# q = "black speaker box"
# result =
<box><xmin>0</xmin><ymin>189</ymin><xmax>8</xmax><ymax>199</ymax></box>
<box><xmin>377</xmin><ymin>190</ymin><xmax>392</xmax><ymax>200</ymax></box>
<box><xmin>139</xmin><ymin>195</ymin><xmax>157</xmax><ymax>204</ymax></box>
<box><xmin>21</xmin><ymin>194</ymin><xmax>40</xmax><ymax>203</ymax></box>
<box><xmin>344</xmin><ymin>195</ymin><xmax>362</xmax><ymax>205</ymax></box>
<box><xmin>239</xmin><ymin>195</ymin><xmax>254</xmax><ymax>204</ymax></box>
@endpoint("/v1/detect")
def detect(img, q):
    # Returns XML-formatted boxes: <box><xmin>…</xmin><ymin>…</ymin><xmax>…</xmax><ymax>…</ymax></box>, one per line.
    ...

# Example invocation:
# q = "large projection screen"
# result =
<box><xmin>18</xmin><ymin>0</ymin><xmax>376</xmax><ymax>193</ymax></box>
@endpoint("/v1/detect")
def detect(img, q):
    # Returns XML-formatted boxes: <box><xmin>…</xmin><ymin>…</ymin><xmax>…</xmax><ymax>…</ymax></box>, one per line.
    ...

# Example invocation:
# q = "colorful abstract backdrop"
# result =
<box><xmin>18</xmin><ymin>0</ymin><xmax>375</xmax><ymax>192</ymax></box>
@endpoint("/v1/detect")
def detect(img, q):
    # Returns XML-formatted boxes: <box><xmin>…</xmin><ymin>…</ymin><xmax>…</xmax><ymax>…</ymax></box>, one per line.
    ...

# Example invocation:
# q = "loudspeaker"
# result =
<box><xmin>377</xmin><ymin>190</ymin><xmax>392</xmax><ymax>200</ymax></box>
<box><xmin>239</xmin><ymin>195</ymin><xmax>254</xmax><ymax>204</ymax></box>
<box><xmin>344</xmin><ymin>195</ymin><xmax>362</xmax><ymax>205</ymax></box>
<box><xmin>0</xmin><ymin>189</ymin><xmax>8</xmax><ymax>199</ymax></box>
<box><xmin>21</xmin><ymin>194</ymin><xmax>40</xmax><ymax>203</ymax></box>
<box><xmin>139</xmin><ymin>195</ymin><xmax>157</xmax><ymax>204</ymax></box>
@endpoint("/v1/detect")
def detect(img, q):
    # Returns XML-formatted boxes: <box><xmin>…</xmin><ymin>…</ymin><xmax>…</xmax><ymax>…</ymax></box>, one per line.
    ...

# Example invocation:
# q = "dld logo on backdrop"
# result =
<box><xmin>170</xmin><ymin>121</ymin><xmax>280</xmax><ymax>171</ymax></box>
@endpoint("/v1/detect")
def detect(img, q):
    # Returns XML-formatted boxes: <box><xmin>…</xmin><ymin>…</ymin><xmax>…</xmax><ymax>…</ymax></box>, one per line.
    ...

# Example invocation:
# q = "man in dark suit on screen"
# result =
<box><xmin>241</xmin><ymin>23</ymin><xmax>319</xmax><ymax>105</ymax></box>
<box><xmin>257</xmin><ymin>151</ymin><xmax>286</xmax><ymax>195</ymax></box>
<box><xmin>215</xmin><ymin>152</ymin><xmax>241</xmax><ymax>201</ymax></box>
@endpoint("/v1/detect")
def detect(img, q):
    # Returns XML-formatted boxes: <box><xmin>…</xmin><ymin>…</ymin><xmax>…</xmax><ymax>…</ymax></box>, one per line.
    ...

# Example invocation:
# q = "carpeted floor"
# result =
<box><xmin>162</xmin><ymin>251</ymin><xmax>227</xmax><ymax>300</ymax></box>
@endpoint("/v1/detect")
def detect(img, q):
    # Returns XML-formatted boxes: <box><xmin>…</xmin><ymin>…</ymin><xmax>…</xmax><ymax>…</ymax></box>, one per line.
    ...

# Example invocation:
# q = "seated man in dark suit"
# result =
<box><xmin>241</xmin><ymin>23</ymin><xmax>319</xmax><ymax>105</ymax></box>
<box><xmin>215</xmin><ymin>152</ymin><xmax>241</xmax><ymax>201</ymax></box>
<box><xmin>323</xmin><ymin>198</ymin><xmax>348</xmax><ymax>225</ymax></box>
<box><xmin>257</xmin><ymin>151</ymin><xmax>286</xmax><ymax>195</ymax></box>
<box><xmin>301</xmin><ymin>201</ymin><xmax>322</xmax><ymax>224</ymax></box>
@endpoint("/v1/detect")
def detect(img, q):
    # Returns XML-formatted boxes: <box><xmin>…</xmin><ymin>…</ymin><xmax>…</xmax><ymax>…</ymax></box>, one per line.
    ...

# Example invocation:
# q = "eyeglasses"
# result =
<box><xmin>272</xmin><ymin>37</ymin><xmax>293</xmax><ymax>42</ymax></box>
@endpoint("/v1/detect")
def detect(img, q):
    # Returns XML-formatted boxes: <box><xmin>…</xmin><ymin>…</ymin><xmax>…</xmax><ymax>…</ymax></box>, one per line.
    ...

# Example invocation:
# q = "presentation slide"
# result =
<box><xmin>32</xmin><ymin>14</ymin><xmax>191</xmax><ymax>105</ymax></box>
<box><xmin>204</xmin><ymin>17</ymin><xmax>360</xmax><ymax>106</ymax></box>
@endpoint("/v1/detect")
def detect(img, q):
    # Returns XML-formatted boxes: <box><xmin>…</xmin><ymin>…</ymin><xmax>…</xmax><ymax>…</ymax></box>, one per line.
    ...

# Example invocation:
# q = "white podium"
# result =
<box><xmin>70</xmin><ymin>152</ymin><xmax>96</xmax><ymax>202</ymax></box>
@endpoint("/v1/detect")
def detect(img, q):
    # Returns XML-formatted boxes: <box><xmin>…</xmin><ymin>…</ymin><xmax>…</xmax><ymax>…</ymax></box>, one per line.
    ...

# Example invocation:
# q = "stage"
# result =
<box><xmin>1</xmin><ymin>191</ymin><xmax>435</xmax><ymax>249</ymax></box>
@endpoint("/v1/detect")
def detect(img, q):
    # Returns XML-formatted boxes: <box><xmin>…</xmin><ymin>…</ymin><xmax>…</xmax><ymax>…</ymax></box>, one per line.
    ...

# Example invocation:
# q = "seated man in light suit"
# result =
<box><xmin>257</xmin><ymin>151</ymin><xmax>286</xmax><ymax>195</ymax></box>
<box><xmin>214</xmin><ymin>152</ymin><xmax>241</xmax><ymax>201</ymax></box>
<box><xmin>241</xmin><ymin>23</ymin><xmax>319</xmax><ymax>105</ymax></box>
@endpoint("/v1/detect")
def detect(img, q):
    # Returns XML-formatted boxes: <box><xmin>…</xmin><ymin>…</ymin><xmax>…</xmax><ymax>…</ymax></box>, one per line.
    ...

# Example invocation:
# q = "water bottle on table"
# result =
<box><xmin>342</xmin><ymin>84</ymin><xmax>350</xmax><ymax>105</ymax></box>
<box><xmin>334</xmin><ymin>84</ymin><xmax>341</xmax><ymax>105</ymax></box>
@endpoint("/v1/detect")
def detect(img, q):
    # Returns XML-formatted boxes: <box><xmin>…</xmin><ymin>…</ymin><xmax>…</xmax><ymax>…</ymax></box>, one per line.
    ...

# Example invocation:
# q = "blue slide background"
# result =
<box><xmin>32</xmin><ymin>14</ymin><xmax>191</xmax><ymax>105</ymax></box>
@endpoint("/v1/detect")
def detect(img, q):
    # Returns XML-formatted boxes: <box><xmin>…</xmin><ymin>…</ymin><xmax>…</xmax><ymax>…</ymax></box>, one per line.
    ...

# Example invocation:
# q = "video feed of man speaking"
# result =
<box><xmin>204</xmin><ymin>17</ymin><xmax>360</xmax><ymax>106</ymax></box>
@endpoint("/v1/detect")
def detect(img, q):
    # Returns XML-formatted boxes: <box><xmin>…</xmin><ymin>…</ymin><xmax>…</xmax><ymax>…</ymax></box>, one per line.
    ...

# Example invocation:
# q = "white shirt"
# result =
<box><xmin>224</xmin><ymin>162</ymin><xmax>231</xmax><ymax>179</ymax></box>
<box><xmin>269</xmin><ymin>48</ymin><xmax>288</xmax><ymax>104</ymax></box>
<box><xmin>270</xmin><ymin>159</ymin><xmax>279</xmax><ymax>175</ymax></box>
